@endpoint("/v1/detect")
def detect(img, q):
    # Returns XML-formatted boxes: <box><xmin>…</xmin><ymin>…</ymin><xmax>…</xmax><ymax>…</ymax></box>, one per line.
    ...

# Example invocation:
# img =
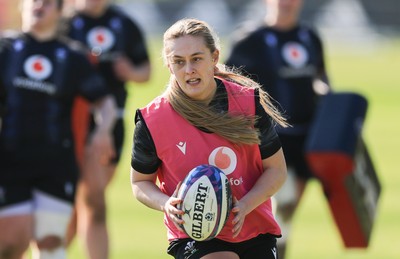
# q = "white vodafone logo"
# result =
<box><xmin>282</xmin><ymin>42</ymin><xmax>308</xmax><ymax>68</ymax></box>
<box><xmin>87</xmin><ymin>26</ymin><xmax>115</xmax><ymax>53</ymax></box>
<box><xmin>208</xmin><ymin>147</ymin><xmax>237</xmax><ymax>176</ymax></box>
<box><xmin>23</xmin><ymin>55</ymin><xmax>52</xmax><ymax>80</ymax></box>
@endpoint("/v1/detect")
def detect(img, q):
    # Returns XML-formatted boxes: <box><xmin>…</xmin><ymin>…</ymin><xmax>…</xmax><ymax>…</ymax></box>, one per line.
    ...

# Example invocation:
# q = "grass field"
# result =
<box><xmin>67</xmin><ymin>37</ymin><xmax>400</xmax><ymax>258</ymax></box>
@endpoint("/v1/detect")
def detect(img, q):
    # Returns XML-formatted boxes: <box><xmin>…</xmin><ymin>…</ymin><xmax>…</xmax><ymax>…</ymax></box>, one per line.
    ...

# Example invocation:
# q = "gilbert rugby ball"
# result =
<box><xmin>177</xmin><ymin>164</ymin><xmax>232</xmax><ymax>241</ymax></box>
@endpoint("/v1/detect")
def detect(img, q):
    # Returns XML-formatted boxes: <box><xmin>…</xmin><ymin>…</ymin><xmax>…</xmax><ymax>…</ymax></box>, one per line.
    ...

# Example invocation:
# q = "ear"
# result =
<box><xmin>212</xmin><ymin>50</ymin><xmax>220</xmax><ymax>65</ymax></box>
<box><xmin>167</xmin><ymin>63</ymin><xmax>174</xmax><ymax>74</ymax></box>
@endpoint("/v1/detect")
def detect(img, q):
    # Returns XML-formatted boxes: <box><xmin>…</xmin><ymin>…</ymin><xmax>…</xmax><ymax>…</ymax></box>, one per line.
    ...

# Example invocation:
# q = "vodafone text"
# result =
<box><xmin>229</xmin><ymin>176</ymin><xmax>243</xmax><ymax>186</ymax></box>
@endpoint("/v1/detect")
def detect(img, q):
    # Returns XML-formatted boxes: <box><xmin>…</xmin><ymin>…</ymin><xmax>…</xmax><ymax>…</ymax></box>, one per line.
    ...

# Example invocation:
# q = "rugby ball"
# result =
<box><xmin>177</xmin><ymin>164</ymin><xmax>232</xmax><ymax>241</ymax></box>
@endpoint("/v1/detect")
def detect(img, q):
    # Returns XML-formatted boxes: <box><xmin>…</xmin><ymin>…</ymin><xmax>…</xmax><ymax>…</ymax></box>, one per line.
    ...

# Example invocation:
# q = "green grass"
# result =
<box><xmin>67</xmin><ymin>37</ymin><xmax>400</xmax><ymax>258</ymax></box>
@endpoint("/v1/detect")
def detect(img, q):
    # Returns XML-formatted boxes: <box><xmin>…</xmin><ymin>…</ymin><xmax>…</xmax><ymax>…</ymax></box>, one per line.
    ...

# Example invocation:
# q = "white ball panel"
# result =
<box><xmin>180</xmin><ymin>175</ymin><xmax>218</xmax><ymax>241</ymax></box>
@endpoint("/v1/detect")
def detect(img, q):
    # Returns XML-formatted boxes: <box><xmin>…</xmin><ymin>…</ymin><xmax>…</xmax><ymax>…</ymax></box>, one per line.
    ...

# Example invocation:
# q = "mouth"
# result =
<box><xmin>186</xmin><ymin>78</ymin><xmax>201</xmax><ymax>85</ymax></box>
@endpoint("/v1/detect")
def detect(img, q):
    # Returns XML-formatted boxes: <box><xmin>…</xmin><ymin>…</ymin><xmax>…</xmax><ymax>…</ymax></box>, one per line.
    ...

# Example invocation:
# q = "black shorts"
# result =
<box><xmin>0</xmin><ymin>145</ymin><xmax>78</xmax><ymax>208</ymax></box>
<box><xmin>279</xmin><ymin>134</ymin><xmax>314</xmax><ymax>180</ymax></box>
<box><xmin>167</xmin><ymin>233</ymin><xmax>278</xmax><ymax>259</ymax></box>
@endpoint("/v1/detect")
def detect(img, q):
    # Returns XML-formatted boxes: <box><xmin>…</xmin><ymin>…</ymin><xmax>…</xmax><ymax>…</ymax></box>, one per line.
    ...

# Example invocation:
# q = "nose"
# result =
<box><xmin>33</xmin><ymin>0</ymin><xmax>45</xmax><ymax>9</ymax></box>
<box><xmin>185</xmin><ymin>63</ymin><xmax>195</xmax><ymax>74</ymax></box>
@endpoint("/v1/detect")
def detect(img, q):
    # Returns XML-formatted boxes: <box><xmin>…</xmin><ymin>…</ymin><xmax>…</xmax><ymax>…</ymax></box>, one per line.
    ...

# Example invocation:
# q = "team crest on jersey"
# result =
<box><xmin>208</xmin><ymin>146</ymin><xmax>237</xmax><ymax>176</ymax></box>
<box><xmin>23</xmin><ymin>55</ymin><xmax>52</xmax><ymax>81</ymax></box>
<box><xmin>87</xmin><ymin>26</ymin><xmax>115</xmax><ymax>54</ymax></box>
<box><xmin>281</xmin><ymin>42</ymin><xmax>308</xmax><ymax>68</ymax></box>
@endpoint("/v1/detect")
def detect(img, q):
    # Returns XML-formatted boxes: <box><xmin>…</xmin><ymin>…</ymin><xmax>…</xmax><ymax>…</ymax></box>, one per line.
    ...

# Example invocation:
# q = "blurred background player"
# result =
<box><xmin>0</xmin><ymin>0</ymin><xmax>116</xmax><ymax>258</ymax></box>
<box><xmin>63</xmin><ymin>0</ymin><xmax>151</xmax><ymax>258</ymax></box>
<box><xmin>226</xmin><ymin>0</ymin><xmax>331</xmax><ymax>258</ymax></box>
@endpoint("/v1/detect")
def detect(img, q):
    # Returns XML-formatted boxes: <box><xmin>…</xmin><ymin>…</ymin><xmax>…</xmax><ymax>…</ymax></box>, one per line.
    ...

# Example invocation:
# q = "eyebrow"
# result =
<box><xmin>171</xmin><ymin>52</ymin><xmax>205</xmax><ymax>58</ymax></box>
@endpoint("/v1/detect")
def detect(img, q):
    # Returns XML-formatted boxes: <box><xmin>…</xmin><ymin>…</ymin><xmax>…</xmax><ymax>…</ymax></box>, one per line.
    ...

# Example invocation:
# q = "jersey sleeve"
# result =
<box><xmin>124</xmin><ymin>18</ymin><xmax>150</xmax><ymax>66</ymax></box>
<box><xmin>225</xmin><ymin>30</ymin><xmax>261</xmax><ymax>76</ymax></box>
<box><xmin>309</xmin><ymin>29</ymin><xmax>330</xmax><ymax>85</ymax></box>
<box><xmin>254</xmin><ymin>91</ymin><xmax>282</xmax><ymax>159</ymax></box>
<box><xmin>131</xmin><ymin>109</ymin><xmax>161</xmax><ymax>174</ymax></box>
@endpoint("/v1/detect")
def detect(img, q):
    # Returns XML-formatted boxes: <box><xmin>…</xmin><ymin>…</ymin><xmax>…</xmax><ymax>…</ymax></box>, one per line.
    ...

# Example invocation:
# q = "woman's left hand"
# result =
<box><xmin>113</xmin><ymin>55</ymin><xmax>133</xmax><ymax>82</ymax></box>
<box><xmin>88</xmin><ymin>129</ymin><xmax>115</xmax><ymax>165</ymax></box>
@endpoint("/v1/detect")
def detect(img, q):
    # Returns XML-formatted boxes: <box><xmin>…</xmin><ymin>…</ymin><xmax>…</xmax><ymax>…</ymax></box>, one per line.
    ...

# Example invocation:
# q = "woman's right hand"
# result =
<box><xmin>164</xmin><ymin>182</ymin><xmax>185</xmax><ymax>232</ymax></box>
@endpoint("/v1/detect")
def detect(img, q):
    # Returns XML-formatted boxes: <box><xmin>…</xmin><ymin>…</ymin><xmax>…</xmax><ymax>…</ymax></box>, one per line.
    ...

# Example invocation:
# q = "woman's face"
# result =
<box><xmin>21</xmin><ymin>0</ymin><xmax>60</xmax><ymax>32</ymax></box>
<box><xmin>166</xmin><ymin>35</ymin><xmax>219</xmax><ymax>102</ymax></box>
<box><xmin>267</xmin><ymin>0</ymin><xmax>303</xmax><ymax>17</ymax></box>
<box><xmin>75</xmin><ymin>0</ymin><xmax>109</xmax><ymax>15</ymax></box>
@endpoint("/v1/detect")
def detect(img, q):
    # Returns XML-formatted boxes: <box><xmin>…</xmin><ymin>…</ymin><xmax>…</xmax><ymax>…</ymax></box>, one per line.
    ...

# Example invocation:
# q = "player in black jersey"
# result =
<box><xmin>226</xmin><ymin>0</ymin><xmax>331</xmax><ymax>258</ymax></box>
<box><xmin>63</xmin><ymin>0</ymin><xmax>151</xmax><ymax>258</ymax></box>
<box><xmin>0</xmin><ymin>0</ymin><xmax>116</xmax><ymax>258</ymax></box>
